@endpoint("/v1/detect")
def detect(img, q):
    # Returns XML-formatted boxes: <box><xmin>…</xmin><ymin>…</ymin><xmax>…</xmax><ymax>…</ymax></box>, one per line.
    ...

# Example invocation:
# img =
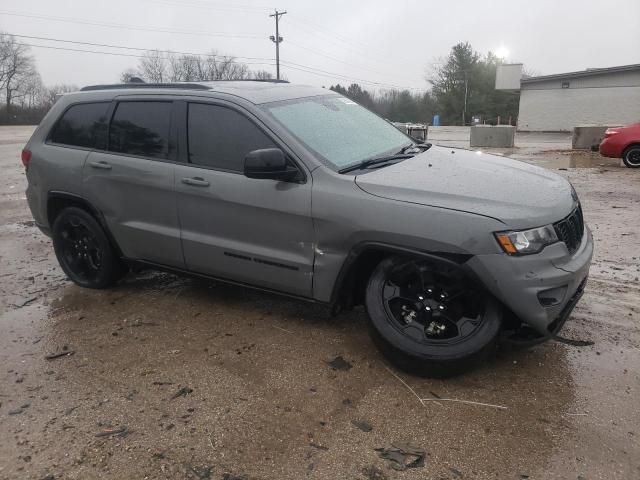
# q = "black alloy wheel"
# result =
<box><xmin>52</xmin><ymin>207</ymin><xmax>125</xmax><ymax>289</ymax></box>
<box><xmin>365</xmin><ymin>256</ymin><xmax>502</xmax><ymax>377</ymax></box>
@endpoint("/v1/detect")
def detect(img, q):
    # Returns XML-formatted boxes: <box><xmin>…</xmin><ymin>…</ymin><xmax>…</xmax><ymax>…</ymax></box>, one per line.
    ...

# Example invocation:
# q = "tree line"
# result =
<box><xmin>119</xmin><ymin>49</ymin><xmax>275</xmax><ymax>83</ymax></box>
<box><xmin>0</xmin><ymin>33</ymin><xmax>79</xmax><ymax>124</ymax></box>
<box><xmin>331</xmin><ymin>42</ymin><xmax>520</xmax><ymax>126</ymax></box>
<box><xmin>0</xmin><ymin>33</ymin><xmax>520</xmax><ymax>126</ymax></box>
<box><xmin>329</xmin><ymin>83</ymin><xmax>438</xmax><ymax>125</ymax></box>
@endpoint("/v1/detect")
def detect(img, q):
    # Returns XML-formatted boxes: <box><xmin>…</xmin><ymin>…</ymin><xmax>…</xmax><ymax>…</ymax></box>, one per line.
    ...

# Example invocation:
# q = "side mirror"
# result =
<box><xmin>244</xmin><ymin>148</ymin><xmax>299</xmax><ymax>181</ymax></box>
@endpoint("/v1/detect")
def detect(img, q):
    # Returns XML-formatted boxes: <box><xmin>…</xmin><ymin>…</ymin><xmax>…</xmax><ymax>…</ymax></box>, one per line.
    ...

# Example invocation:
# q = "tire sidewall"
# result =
<box><xmin>365</xmin><ymin>256</ymin><xmax>502</xmax><ymax>363</ymax></box>
<box><xmin>623</xmin><ymin>145</ymin><xmax>640</xmax><ymax>168</ymax></box>
<box><xmin>52</xmin><ymin>207</ymin><xmax>121</xmax><ymax>289</ymax></box>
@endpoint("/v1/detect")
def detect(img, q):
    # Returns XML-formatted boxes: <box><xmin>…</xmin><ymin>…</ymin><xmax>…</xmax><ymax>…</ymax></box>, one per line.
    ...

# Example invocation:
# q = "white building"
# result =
<box><xmin>517</xmin><ymin>64</ymin><xmax>640</xmax><ymax>132</ymax></box>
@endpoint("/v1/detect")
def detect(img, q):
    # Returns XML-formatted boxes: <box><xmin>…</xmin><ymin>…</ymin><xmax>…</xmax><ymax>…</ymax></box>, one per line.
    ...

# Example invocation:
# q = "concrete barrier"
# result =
<box><xmin>469</xmin><ymin>125</ymin><xmax>516</xmax><ymax>148</ymax></box>
<box><xmin>572</xmin><ymin>125</ymin><xmax>620</xmax><ymax>149</ymax></box>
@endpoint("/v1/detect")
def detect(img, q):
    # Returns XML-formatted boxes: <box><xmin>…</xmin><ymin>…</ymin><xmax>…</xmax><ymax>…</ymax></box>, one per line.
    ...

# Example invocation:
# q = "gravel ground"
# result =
<box><xmin>0</xmin><ymin>126</ymin><xmax>638</xmax><ymax>480</ymax></box>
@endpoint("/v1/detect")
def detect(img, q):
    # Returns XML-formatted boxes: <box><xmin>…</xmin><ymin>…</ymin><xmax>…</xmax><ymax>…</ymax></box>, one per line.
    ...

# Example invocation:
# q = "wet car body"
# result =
<box><xmin>348</xmin><ymin>148</ymin><xmax>593</xmax><ymax>336</ymax></box>
<box><xmin>599</xmin><ymin>123</ymin><xmax>640</xmax><ymax>167</ymax></box>
<box><xmin>23</xmin><ymin>81</ymin><xmax>593</xmax><ymax>372</ymax></box>
<box><xmin>307</xmin><ymin>152</ymin><xmax>592</xmax><ymax>342</ymax></box>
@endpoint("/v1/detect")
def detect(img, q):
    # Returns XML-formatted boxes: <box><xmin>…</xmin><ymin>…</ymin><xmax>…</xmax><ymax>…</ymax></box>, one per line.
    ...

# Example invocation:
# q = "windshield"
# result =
<box><xmin>262</xmin><ymin>95</ymin><xmax>411</xmax><ymax>170</ymax></box>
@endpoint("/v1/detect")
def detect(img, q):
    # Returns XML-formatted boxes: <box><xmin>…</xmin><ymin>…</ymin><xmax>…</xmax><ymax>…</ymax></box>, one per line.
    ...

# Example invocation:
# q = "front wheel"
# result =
<box><xmin>622</xmin><ymin>145</ymin><xmax>640</xmax><ymax>168</ymax></box>
<box><xmin>365</xmin><ymin>256</ymin><xmax>502</xmax><ymax>377</ymax></box>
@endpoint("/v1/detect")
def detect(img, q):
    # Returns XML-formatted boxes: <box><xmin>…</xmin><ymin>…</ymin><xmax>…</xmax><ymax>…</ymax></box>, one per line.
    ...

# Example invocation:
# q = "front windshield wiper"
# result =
<box><xmin>338</xmin><ymin>154</ymin><xmax>414</xmax><ymax>174</ymax></box>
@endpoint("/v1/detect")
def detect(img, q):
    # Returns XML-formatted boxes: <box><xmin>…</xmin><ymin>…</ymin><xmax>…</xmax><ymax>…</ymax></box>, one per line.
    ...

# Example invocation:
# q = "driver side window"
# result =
<box><xmin>187</xmin><ymin>103</ymin><xmax>276</xmax><ymax>172</ymax></box>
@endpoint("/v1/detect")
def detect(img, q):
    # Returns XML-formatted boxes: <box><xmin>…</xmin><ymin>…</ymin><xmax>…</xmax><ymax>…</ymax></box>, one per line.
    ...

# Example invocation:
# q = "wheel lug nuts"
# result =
<box><xmin>438</xmin><ymin>305</ymin><xmax>445</xmax><ymax>310</ymax></box>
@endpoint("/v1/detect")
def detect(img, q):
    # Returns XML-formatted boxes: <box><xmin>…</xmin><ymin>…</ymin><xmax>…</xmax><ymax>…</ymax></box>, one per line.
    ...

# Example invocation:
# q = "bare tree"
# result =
<box><xmin>138</xmin><ymin>50</ymin><xmax>168</xmax><ymax>82</ymax></box>
<box><xmin>17</xmin><ymin>71</ymin><xmax>44</xmax><ymax>109</ymax></box>
<box><xmin>0</xmin><ymin>33</ymin><xmax>36</xmax><ymax>111</ymax></box>
<box><xmin>173</xmin><ymin>55</ymin><xmax>202</xmax><ymax>81</ymax></box>
<box><xmin>43</xmin><ymin>84</ymin><xmax>78</xmax><ymax>108</ymax></box>
<box><xmin>251</xmin><ymin>70</ymin><xmax>274</xmax><ymax>80</ymax></box>
<box><xmin>125</xmin><ymin>50</ymin><xmax>263</xmax><ymax>83</ymax></box>
<box><xmin>216</xmin><ymin>56</ymin><xmax>249</xmax><ymax>80</ymax></box>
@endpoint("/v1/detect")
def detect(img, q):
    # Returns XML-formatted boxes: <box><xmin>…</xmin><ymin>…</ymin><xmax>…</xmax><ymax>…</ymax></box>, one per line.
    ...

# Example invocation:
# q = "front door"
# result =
<box><xmin>82</xmin><ymin>99</ymin><xmax>184</xmax><ymax>268</ymax></box>
<box><xmin>175</xmin><ymin>101</ymin><xmax>315</xmax><ymax>297</ymax></box>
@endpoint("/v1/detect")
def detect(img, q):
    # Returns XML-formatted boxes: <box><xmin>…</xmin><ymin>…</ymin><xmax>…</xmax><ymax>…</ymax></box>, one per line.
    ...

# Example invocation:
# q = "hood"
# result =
<box><xmin>355</xmin><ymin>146</ymin><xmax>576</xmax><ymax>228</ymax></box>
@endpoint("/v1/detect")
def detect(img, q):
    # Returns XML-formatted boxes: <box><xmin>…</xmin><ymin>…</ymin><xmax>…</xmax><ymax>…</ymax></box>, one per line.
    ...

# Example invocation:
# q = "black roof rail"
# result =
<box><xmin>237</xmin><ymin>79</ymin><xmax>290</xmax><ymax>83</ymax></box>
<box><xmin>199</xmin><ymin>79</ymin><xmax>290</xmax><ymax>83</ymax></box>
<box><xmin>80</xmin><ymin>83</ymin><xmax>210</xmax><ymax>92</ymax></box>
<box><xmin>80</xmin><ymin>79</ymin><xmax>290</xmax><ymax>92</ymax></box>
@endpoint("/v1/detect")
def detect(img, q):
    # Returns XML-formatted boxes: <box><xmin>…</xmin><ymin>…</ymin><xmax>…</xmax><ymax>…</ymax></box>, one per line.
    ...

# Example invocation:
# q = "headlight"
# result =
<box><xmin>495</xmin><ymin>225</ymin><xmax>558</xmax><ymax>255</ymax></box>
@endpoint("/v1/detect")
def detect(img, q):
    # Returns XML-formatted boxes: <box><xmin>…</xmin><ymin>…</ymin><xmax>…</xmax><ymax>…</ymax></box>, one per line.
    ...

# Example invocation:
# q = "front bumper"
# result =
<box><xmin>598</xmin><ymin>137</ymin><xmax>622</xmax><ymax>158</ymax></box>
<box><xmin>467</xmin><ymin>226</ymin><xmax>593</xmax><ymax>335</ymax></box>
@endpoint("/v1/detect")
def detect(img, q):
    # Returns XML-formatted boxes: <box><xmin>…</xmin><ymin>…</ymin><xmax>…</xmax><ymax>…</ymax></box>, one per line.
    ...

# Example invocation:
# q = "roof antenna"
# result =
<box><xmin>127</xmin><ymin>76</ymin><xmax>145</xmax><ymax>84</ymax></box>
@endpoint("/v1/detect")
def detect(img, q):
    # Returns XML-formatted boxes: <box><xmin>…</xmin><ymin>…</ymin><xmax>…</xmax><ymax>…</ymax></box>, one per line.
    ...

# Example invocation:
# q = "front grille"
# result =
<box><xmin>554</xmin><ymin>204</ymin><xmax>584</xmax><ymax>254</ymax></box>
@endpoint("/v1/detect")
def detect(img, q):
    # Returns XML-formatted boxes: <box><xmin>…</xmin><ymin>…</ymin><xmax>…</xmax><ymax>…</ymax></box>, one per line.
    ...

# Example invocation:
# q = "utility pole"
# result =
<box><xmin>269</xmin><ymin>9</ymin><xmax>287</xmax><ymax>80</ymax></box>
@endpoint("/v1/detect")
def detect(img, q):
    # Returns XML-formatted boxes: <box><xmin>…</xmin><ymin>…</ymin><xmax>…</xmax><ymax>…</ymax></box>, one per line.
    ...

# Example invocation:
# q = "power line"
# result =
<box><xmin>1</xmin><ymin>8</ymin><xmax>414</xmax><ymax>76</ymax></box>
<box><xmin>17</xmin><ymin>40</ymin><xmax>424</xmax><ymax>91</ymax></box>
<box><xmin>141</xmin><ymin>0</ymin><xmax>271</xmax><ymax>13</ymax></box>
<box><xmin>1</xmin><ymin>7</ymin><xmax>427</xmax><ymax>87</ymax></box>
<box><xmin>0</xmin><ymin>10</ymin><xmax>263</xmax><ymax>39</ymax></box>
<box><xmin>285</xmin><ymin>21</ymin><xmax>373</xmax><ymax>64</ymax></box>
<box><xmin>7</xmin><ymin>33</ymin><xmax>426</xmax><ymax>90</ymax></box>
<box><xmin>10</xmin><ymin>34</ymin><xmax>275</xmax><ymax>62</ymax></box>
<box><xmin>280</xmin><ymin>61</ymin><xmax>426</xmax><ymax>91</ymax></box>
<box><xmin>285</xmin><ymin>20</ymin><xmax>418</xmax><ymax>77</ymax></box>
<box><xmin>287</xmin><ymin>40</ymin><xmax>393</xmax><ymax>78</ymax></box>
<box><xmin>14</xmin><ymin>42</ymin><xmax>276</xmax><ymax>68</ymax></box>
<box><xmin>287</xmin><ymin>14</ymin><xmax>417</xmax><ymax>67</ymax></box>
<box><xmin>289</xmin><ymin>14</ymin><xmax>372</xmax><ymax>53</ymax></box>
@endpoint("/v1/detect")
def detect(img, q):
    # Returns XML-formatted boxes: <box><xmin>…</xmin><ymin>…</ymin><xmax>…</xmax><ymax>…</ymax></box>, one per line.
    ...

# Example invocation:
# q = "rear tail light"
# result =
<box><xmin>21</xmin><ymin>149</ymin><xmax>32</xmax><ymax>168</ymax></box>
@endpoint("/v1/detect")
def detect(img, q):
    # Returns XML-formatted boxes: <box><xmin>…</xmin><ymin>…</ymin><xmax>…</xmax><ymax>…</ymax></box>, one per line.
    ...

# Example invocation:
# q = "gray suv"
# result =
<box><xmin>23</xmin><ymin>81</ymin><xmax>593</xmax><ymax>376</ymax></box>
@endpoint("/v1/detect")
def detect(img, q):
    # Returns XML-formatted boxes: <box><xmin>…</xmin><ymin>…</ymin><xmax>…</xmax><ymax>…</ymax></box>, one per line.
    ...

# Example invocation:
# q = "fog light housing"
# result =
<box><xmin>537</xmin><ymin>286</ymin><xmax>567</xmax><ymax>307</ymax></box>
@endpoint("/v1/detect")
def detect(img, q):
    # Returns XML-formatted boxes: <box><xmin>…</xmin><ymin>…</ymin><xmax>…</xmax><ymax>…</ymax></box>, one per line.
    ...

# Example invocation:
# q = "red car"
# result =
<box><xmin>599</xmin><ymin>123</ymin><xmax>640</xmax><ymax>168</ymax></box>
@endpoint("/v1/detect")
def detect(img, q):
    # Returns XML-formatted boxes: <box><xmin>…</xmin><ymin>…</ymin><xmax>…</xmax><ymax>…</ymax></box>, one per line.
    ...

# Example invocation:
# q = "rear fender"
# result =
<box><xmin>47</xmin><ymin>191</ymin><xmax>124</xmax><ymax>257</ymax></box>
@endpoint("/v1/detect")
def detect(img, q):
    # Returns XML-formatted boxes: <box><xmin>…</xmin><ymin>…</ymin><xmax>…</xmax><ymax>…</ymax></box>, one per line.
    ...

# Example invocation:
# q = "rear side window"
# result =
<box><xmin>188</xmin><ymin>103</ymin><xmax>276</xmax><ymax>171</ymax></box>
<box><xmin>50</xmin><ymin>102</ymin><xmax>109</xmax><ymax>148</ymax></box>
<box><xmin>108</xmin><ymin>101</ymin><xmax>172</xmax><ymax>159</ymax></box>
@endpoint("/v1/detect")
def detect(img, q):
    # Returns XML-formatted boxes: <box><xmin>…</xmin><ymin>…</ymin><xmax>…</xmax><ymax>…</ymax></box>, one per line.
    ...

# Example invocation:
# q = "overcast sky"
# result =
<box><xmin>2</xmin><ymin>0</ymin><xmax>639</xmax><ymax>91</ymax></box>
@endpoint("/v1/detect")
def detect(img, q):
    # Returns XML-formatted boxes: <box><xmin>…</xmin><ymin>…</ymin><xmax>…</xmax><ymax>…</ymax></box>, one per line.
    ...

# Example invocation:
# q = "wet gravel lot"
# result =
<box><xmin>0</xmin><ymin>126</ymin><xmax>639</xmax><ymax>480</ymax></box>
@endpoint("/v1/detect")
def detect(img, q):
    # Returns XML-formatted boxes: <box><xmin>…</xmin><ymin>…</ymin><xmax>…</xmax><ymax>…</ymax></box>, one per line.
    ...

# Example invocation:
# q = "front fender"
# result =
<box><xmin>309</xmin><ymin>168</ymin><xmax>505</xmax><ymax>303</ymax></box>
<box><xmin>325</xmin><ymin>241</ymin><xmax>473</xmax><ymax>308</ymax></box>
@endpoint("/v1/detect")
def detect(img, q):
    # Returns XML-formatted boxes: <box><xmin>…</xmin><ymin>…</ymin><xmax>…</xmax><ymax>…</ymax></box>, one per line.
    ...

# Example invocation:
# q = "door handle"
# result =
<box><xmin>89</xmin><ymin>161</ymin><xmax>112</xmax><ymax>170</ymax></box>
<box><xmin>181</xmin><ymin>177</ymin><xmax>210</xmax><ymax>187</ymax></box>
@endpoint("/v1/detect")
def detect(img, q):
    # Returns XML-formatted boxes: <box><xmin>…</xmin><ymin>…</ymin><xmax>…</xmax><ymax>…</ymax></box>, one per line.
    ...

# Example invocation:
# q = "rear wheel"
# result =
<box><xmin>52</xmin><ymin>207</ymin><xmax>125</xmax><ymax>289</ymax></box>
<box><xmin>365</xmin><ymin>256</ymin><xmax>502</xmax><ymax>377</ymax></box>
<box><xmin>622</xmin><ymin>144</ymin><xmax>640</xmax><ymax>168</ymax></box>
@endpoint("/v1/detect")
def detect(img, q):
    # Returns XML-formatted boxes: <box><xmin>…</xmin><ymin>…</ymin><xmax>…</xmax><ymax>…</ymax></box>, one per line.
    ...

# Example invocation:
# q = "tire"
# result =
<box><xmin>622</xmin><ymin>144</ymin><xmax>640</xmax><ymax>168</ymax></box>
<box><xmin>365</xmin><ymin>255</ymin><xmax>502</xmax><ymax>377</ymax></box>
<box><xmin>52</xmin><ymin>207</ymin><xmax>125</xmax><ymax>289</ymax></box>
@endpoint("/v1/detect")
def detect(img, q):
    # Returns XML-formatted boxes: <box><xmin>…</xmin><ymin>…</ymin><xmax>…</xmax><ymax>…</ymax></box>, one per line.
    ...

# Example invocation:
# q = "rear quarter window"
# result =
<box><xmin>49</xmin><ymin>102</ymin><xmax>110</xmax><ymax>149</ymax></box>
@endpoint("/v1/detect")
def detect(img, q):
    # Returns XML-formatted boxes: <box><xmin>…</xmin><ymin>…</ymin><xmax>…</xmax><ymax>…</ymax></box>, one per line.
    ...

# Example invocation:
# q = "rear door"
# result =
<box><xmin>82</xmin><ymin>98</ymin><xmax>184</xmax><ymax>268</ymax></box>
<box><xmin>175</xmin><ymin>100</ymin><xmax>315</xmax><ymax>297</ymax></box>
